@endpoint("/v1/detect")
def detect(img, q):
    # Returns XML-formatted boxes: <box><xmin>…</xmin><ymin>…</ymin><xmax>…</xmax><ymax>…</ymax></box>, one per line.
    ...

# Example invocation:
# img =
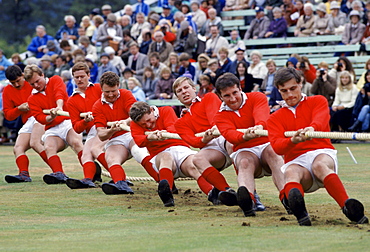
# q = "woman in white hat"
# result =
<box><xmin>327</xmin><ymin>1</ymin><xmax>347</xmax><ymax>35</ymax></box>
<box><xmin>313</xmin><ymin>3</ymin><xmax>330</xmax><ymax>35</ymax></box>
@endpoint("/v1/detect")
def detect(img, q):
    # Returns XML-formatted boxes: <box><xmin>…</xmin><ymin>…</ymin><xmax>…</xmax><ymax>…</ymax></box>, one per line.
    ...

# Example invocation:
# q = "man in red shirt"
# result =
<box><xmin>3</xmin><ymin>65</ymin><xmax>49</xmax><ymax>183</ymax></box>
<box><xmin>24</xmin><ymin>64</ymin><xmax>84</xmax><ymax>184</ymax></box>
<box><xmin>267</xmin><ymin>67</ymin><xmax>368</xmax><ymax>226</ymax></box>
<box><xmin>65</xmin><ymin>62</ymin><xmax>108</xmax><ymax>189</ymax></box>
<box><xmin>214</xmin><ymin>73</ymin><xmax>285</xmax><ymax>217</ymax></box>
<box><xmin>129</xmin><ymin>101</ymin><xmax>213</xmax><ymax>207</ymax></box>
<box><xmin>92</xmin><ymin>71</ymin><xmax>156</xmax><ymax>195</ymax></box>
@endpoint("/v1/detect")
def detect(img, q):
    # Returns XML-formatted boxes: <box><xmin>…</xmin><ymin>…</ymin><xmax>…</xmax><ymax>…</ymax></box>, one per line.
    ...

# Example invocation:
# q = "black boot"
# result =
<box><xmin>348</xmin><ymin>120</ymin><xmax>362</xmax><ymax>132</ymax></box>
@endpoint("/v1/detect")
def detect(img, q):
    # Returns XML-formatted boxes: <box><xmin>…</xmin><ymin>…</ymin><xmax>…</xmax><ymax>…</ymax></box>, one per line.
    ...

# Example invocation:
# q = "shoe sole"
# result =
<box><xmin>101</xmin><ymin>183</ymin><xmax>133</xmax><ymax>195</ymax></box>
<box><xmin>288</xmin><ymin>188</ymin><xmax>311</xmax><ymax>226</ymax></box>
<box><xmin>208</xmin><ymin>188</ymin><xmax>222</xmax><ymax>205</ymax></box>
<box><xmin>237</xmin><ymin>186</ymin><xmax>256</xmax><ymax>217</ymax></box>
<box><xmin>344</xmin><ymin>199</ymin><xmax>369</xmax><ymax>224</ymax></box>
<box><xmin>5</xmin><ymin>175</ymin><xmax>31</xmax><ymax>183</ymax></box>
<box><xmin>158</xmin><ymin>180</ymin><xmax>174</xmax><ymax>207</ymax></box>
<box><xmin>43</xmin><ymin>174</ymin><xmax>66</xmax><ymax>185</ymax></box>
<box><xmin>93</xmin><ymin>162</ymin><xmax>102</xmax><ymax>182</ymax></box>
<box><xmin>66</xmin><ymin>178</ymin><xmax>93</xmax><ymax>189</ymax></box>
<box><xmin>218</xmin><ymin>190</ymin><xmax>238</xmax><ymax>206</ymax></box>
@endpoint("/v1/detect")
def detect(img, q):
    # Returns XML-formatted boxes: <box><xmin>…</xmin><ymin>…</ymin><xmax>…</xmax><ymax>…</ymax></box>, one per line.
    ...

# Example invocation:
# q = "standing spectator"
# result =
<box><xmin>200</xmin><ymin>8</ymin><xmax>224</xmax><ymax>40</ymax></box>
<box><xmin>148</xmin><ymin>31</ymin><xmax>174</xmax><ymax>63</ymax></box>
<box><xmin>96</xmin><ymin>14</ymin><xmax>123</xmax><ymax>53</ymax></box>
<box><xmin>174</xmin><ymin>21</ymin><xmax>197</xmax><ymax>56</ymax></box>
<box><xmin>127</xmin><ymin>43</ymin><xmax>150</xmax><ymax>82</ymax></box>
<box><xmin>205</xmin><ymin>25</ymin><xmax>229</xmax><ymax>58</ymax></box>
<box><xmin>39</xmin><ymin>55</ymin><xmax>55</xmax><ymax>78</ymax></box>
<box><xmin>97</xmin><ymin>53</ymin><xmax>120</xmax><ymax>81</ymax></box>
<box><xmin>244</xmin><ymin>6</ymin><xmax>270</xmax><ymax>40</ymax></box>
<box><xmin>130</xmin><ymin>12</ymin><xmax>151</xmax><ymax>45</ymax></box>
<box><xmin>311</xmin><ymin>62</ymin><xmax>337</xmax><ymax>106</ymax></box>
<box><xmin>178</xmin><ymin>53</ymin><xmax>196</xmax><ymax>80</ymax></box>
<box><xmin>128</xmin><ymin>77</ymin><xmax>146</xmax><ymax>101</ymax></box>
<box><xmin>0</xmin><ymin>50</ymin><xmax>14</xmax><ymax>81</ymax></box>
<box><xmin>331</xmin><ymin>71</ymin><xmax>359</xmax><ymax>132</ymax></box>
<box><xmin>27</xmin><ymin>25</ymin><xmax>55</xmax><ymax>58</ymax></box>
<box><xmin>294</xmin><ymin>3</ymin><xmax>316</xmax><ymax>37</ymax></box>
<box><xmin>229</xmin><ymin>48</ymin><xmax>249</xmax><ymax>75</ymax></box>
<box><xmin>327</xmin><ymin>1</ymin><xmax>347</xmax><ymax>35</ymax></box>
<box><xmin>55</xmin><ymin>15</ymin><xmax>80</xmax><ymax>44</ymax></box>
<box><xmin>265</xmin><ymin>7</ymin><xmax>288</xmax><ymax>38</ymax></box>
<box><xmin>134</xmin><ymin>0</ymin><xmax>150</xmax><ymax>16</ymax></box>
<box><xmin>190</xmin><ymin>2</ymin><xmax>206</xmax><ymax>30</ymax></box>
<box><xmin>155</xmin><ymin>67</ymin><xmax>176</xmax><ymax>99</ymax></box>
<box><xmin>142</xmin><ymin>66</ymin><xmax>158</xmax><ymax>100</ymax></box>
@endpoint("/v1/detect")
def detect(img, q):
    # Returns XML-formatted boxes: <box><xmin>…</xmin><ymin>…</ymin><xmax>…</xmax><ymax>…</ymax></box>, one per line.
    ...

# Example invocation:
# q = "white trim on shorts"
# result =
<box><xmin>281</xmin><ymin>148</ymin><xmax>338</xmax><ymax>193</ymax></box>
<box><xmin>41</xmin><ymin>119</ymin><xmax>75</xmax><ymax>144</ymax></box>
<box><xmin>150</xmin><ymin>146</ymin><xmax>197</xmax><ymax>179</ymax></box>
<box><xmin>104</xmin><ymin>132</ymin><xmax>133</xmax><ymax>151</ymax></box>
<box><xmin>201</xmin><ymin>135</ymin><xmax>233</xmax><ymax>170</ymax></box>
<box><xmin>18</xmin><ymin>116</ymin><xmax>38</xmax><ymax>134</ymax></box>
<box><xmin>85</xmin><ymin>125</ymin><xmax>97</xmax><ymax>143</ymax></box>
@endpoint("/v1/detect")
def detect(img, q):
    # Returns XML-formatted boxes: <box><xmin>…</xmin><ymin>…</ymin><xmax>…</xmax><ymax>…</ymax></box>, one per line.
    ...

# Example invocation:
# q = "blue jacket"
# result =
<box><xmin>55</xmin><ymin>23</ymin><xmax>79</xmax><ymax>42</ymax></box>
<box><xmin>179</xmin><ymin>64</ymin><xmax>196</xmax><ymax>80</ymax></box>
<box><xmin>130</xmin><ymin>86</ymin><xmax>146</xmax><ymax>102</ymax></box>
<box><xmin>266</xmin><ymin>18</ymin><xmax>287</xmax><ymax>38</ymax></box>
<box><xmin>90</xmin><ymin>63</ymin><xmax>99</xmax><ymax>83</ymax></box>
<box><xmin>219</xmin><ymin>58</ymin><xmax>232</xmax><ymax>75</ymax></box>
<box><xmin>0</xmin><ymin>56</ymin><xmax>14</xmax><ymax>81</ymax></box>
<box><xmin>135</xmin><ymin>2</ymin><xmax>149</xmax><ymax>16</ymax></box>
<box><xmin>27</xmin><ymin>34</ymin><xmax>55</xmax><ymax>58</ymax></box>
<box><xmin>97</xmin><ymin>62</ymin><xmax>120</xmax><ymax>81</ymax></box>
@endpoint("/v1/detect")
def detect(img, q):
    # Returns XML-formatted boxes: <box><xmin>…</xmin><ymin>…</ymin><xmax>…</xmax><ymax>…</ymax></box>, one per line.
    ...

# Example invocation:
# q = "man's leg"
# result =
<box><xmin>29</xmin><ymin>122</ymin><xmax>49</xmax><ymax>165</ymax></box>
<box><xmin>43</xmin><ymin>136</ymin><xmax>69</xmax><ymax>184</ymax></box>
<box><xmin>66</xmin><ymin>128</ymin><xmax>84</xmax><ymax>166</ymax></box>
<box><xmin>155</xmin><ymin>152</ymin><xmax>176</xmax><ymax>207</ymax></box>
<box><xmin>130</xmin><ymin>140</ymin><xmax>159</xmax><ymax>182</ymax></box>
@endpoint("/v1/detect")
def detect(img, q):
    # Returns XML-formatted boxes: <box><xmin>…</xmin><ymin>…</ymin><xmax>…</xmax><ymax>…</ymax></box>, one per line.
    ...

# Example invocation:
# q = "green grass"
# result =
<box><xmin>0</xmin><ymin>143</ymin><xmax>369</xmax><ymax>251</ymax></box>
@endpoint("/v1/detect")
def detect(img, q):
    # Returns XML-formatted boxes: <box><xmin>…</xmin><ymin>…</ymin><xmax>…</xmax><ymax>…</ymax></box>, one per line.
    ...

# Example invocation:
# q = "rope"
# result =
<box><xmin>101</xmin><ymin>170</ymin><xmax>194</xmax><ymax>181</ymax></box>
<box><xmin>43</xmin><ymin>109</ymin><xmax>87</xmax><ymax>118</ymax></box>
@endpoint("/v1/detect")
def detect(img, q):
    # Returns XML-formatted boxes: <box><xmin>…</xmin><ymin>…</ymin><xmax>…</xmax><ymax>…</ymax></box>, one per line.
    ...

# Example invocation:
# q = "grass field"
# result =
<box><xmin>1</xmin><ymin>143</ymin><xmax>370</xmax><ymax>252</ymax></box>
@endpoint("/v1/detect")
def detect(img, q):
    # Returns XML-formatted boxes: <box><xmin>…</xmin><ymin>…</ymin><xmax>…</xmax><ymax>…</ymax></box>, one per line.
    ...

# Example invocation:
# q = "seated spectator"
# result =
<box><xmin>286</xmin><ymin>56</ymin><xmax>298</xmax><ymax>68</ymax></box>
<box><xmin>127</xmin><ymin>43</ymin><xmax>150</xmax><ymax>82</ymax></box>
<box><xmin>173</xmin><ymin>11</ymin><xmax>197</xmax><ymax>34</ymax></box>
<box><xmin>149</xmin><ymin>13</ymin><xmax>161</xmax><ymax>31</ymax></box>
<box><xmin>228</xmin><ymin>30</ymin><xmax>246</xmax><ymax>60</ymax></box>
<box><xmin>260</xmin><ymin>59</ymin><xmax>277</xmax><ymax>97</ymax></box>
<box><xmin>329</xmin><ymin>56</ymin><xmax>357</xmax><ymax>88</ymax></box>
<box><xmin>203</xmin><ymin>58</ymin><xmax>221</xmax><ymax>85</ymax></box>
<box><xmin>101</xmin><ymin>4</ymin><xmax>113</xmax><ymax>21</ymax></box>
<box><xmin>300</xmin><ymin>74</ymin><xmax>313</xmax><ymax>96</ymax></box>
<box><xmin>198</xmin><ymin>74</ymin><xmax>215</xmax><ymax>98</ymax></box>
<box><xmin>208</xmin><ymin>0</ymin><xmax>222</xmax><ymax>16</ymax></box>
<box><xmin>122</xmin><ymin>67</ymin><xmax>134</xmax><ymax>89</ymax></box>
<box><xmin>217</xmin><ymin>47</ymin><xmax>232</xmax><ymax>75</ymax></box>
<box><xmin>142</xmin><ymin>66</ymin><xmax>158</xmax><ymax>100</ymax></box>
<box><xmin>294</xmin><ymin>3</ymin><xmax>316</xmax><ymax>37</ymax></box>
<box><xmin>223</xmin><ymin>0</ymin><xmax>249</xmax><ymax>11</ymax></box>
<box><xmin>205</xmin><ymin>25</ymin><xmax>229</xmax><ymax>58</ymax></box>
<box><xmin>53</xmin><ymin>55</ymin><xmax>70</xmax><ymax>76</ymax></box>
<box><xmin>360</xmin><ymin>11</ymin><xmax>370</xmax><ymax>54</ymax></box>
<box><xmin>190</xmin><ymin>2</ymin><xmax>206</xmax><ymax>30</ymax></box>
<box><xmin>265</xmin><ymin>7</ymin><xmax>288</xmax><ymax>38</ymax></box>
<box><xmin>313</xmin><ymin>3</ymin><xmax>330</xmax><ymax>35</ymax></box>
<box><xmin>154</xmin><ymin>19</ymin><xmax>177</xmax><ymax>45</ymax></box>
<box><xmin>352</xmin><ymin>0</ymin><xmax>365</xmax><ymax>23</ymax></box>
<box><xmin>294</xmin><ymin>0</ymin><xmax>305</xmax><ymax>17</ymax></box>
<box><xmin>331</xmin><ymin>71</ymin><xmax>359</xmax><ymax>131</ymax></box>
<box><xmin>134</xmin><ymin>0</ymin><xmax>150</xmax><ymax>16</ymax></box>
<box><xmin>97</xmin><ymin>53</ymin><xmax>120</xmax><ymax>81</ymax></box>
<box><xmin>128</xmin><ymin>77</ymin><xmax>146</xmax><ymax>102</ymax></box>
<box><xmin>175</xmin><ymin>21</ymin><xmax>197</xmax><ymax>56</ymax></box>
<box><xmin>200</xmin><ymin>0</ymin><xmax>210</xmax><ymax>18</ymax></box>
<box><xmin>282</xmin><ymin>0</ymin><xmax>299</xmax><ymax>27</ymax></box>
<box><xmin>166</xmin><ymin>52</ymin><xmax>181</xmax><ymax>78</ymax></box>
<box><xmin>296</xmin><ymin>56</ymin><xmax>316</xmax><ymax>84</ymax></box>
<box><xmin>155</xmin><ymin>67</ymin><xmax>176</xmax><ymax>99</ymax></box>
<box><xmin>104</xmin><ymin>46</ymin><xmax>126</xmax><ymax>75</ymax></box>
<box><xmin>357</xmin><ymin>58</ymin><xmax>370</xmax><ymax>88</ymax></box>
<box><xmin>39</xmin><ymin>55</ymin><xmax>55</xmax><ymax>78</ymax></box>
<box><xmin>10</xmin><ymin>53</ymin><xmax>26</xmax><ymax>72</ymax></box>
<box><xmin>85</xmin><ymin>55</ymin><xmax>98</xmax><ymax>83</ymax></box>
<box><xmin>349</xmin><ymin>72</ymin><xmax>370</xmax><ymax>132</ymax></box>
<box><xmin>178</xmin><ymin>53</ymin><xmax>196</xmax><ymax>80</ymax></box>
<box><xmin>60</xmin><ymin>39</ymin><xmax>78</xmax><ymax>54</ymax></box>
<box><xmin>55</xmin><ymin>15</ymin><xmax>80</xmax><ymax>44</ymax></box>
<box><xmin>78</xmin><ymin>36</ymin><xmax>97</xmax><ymax>62</ymax></box>
<box><xmin>200</xmin><ymin>8</ymin><xmax>224</xmax><ymax>40</ymax></box>
<box><xmin>160</xmin><ymin>4</ymin><xmax>174</xmax><ymax>24</ymax></box>
<box><xmin>229</xmin><ymin>48</ymin><xmax>249</xmax><ymax>75</ymax></box>
<box><xmin>121</xmin><ymin>30</ymin><xmax>136</xmax><ymax>65</ymax></box>
<box><xmin>327</xmin><ymin>1</ymin><xmax>347</xmax><ymax>35</ymax></box>
<box><xmin>194</xmin><ymin>53</ymin><xmax>210</xmax><ymax>84</ymax></box>
<box><xmin>311</xmin><ymin>62</ymin><xmax>337</xmax><ymax>106</ymax></box>
<box><xmin>269</xmin><ymin>86</ymin><xmax>283</xmax><ymax>113</ymax></box>
<box><xmin>80</xmin><ymin>15</ymin><xmax>96</xmax><ymax>40</ymax></box>
<box><xmin>61</xmin><ymin>70</ymin><xmax>75</xmax><ymax>96</ymax></box>
<box><xmin>334</xmin><ymin>10</ymin><xmax>366</xmax><ymax>56</ymax></box>
<box><xmin>91</xmin><ymin>15</ymin><xmax>104</xmax><ymax>47</ymax></box>
<box><xmin>181</xmin><ymin>3</ymin><xmax>191</xmax><ymax>15</ymax></box>
<box><xmin>96</xmin><ymin>13</ymin><xmax>123</xmax><ymax>53</ymax></box>
<box><xmin>148</xmin><ymin>31</ymin><xmax>174</xmax><ymax>63</ymax></box>
<box><xmin>130</xmin><ymin>12</ymin><xmax>151</xmax><ymax>45</ymax></box>
<box><xmin>235</xmin><ymin>61</ymin><xmax>255</xmax><ymax>93</ymax></box>
<box><xmin>139</xmin><ymin>30</ymin><xmax>152</xmax><ymax>55</ymax></box>
<box><xmin>149</xmin><ymin>52</ymin><xmax>167</xmax><ymax>79</ymax></box>
<box><xmin>27</xmin><ymin>25</ymin><xmax>55</xmax><ymax>58</ymax></box>
<box><xmin>247</xmin><ymin>50</ymin><xmax>268</xmax><ymax>88</ymax></box>
<box><xmin>244</xmin><ymin>6</ymin><xmax>270</xmax><ymax>40</ymax></box>
<box><xmin>120</xmin><ymin>15</ymin><xmax>132</xmax><ymax>32</ymax></box>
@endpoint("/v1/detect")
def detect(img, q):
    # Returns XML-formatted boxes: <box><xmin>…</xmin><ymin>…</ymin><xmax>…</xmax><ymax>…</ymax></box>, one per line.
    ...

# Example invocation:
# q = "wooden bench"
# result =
<box><xmin>244</xmin><ymin>35</ymin><xmax>342</xmax><ymax>47</ymax></box>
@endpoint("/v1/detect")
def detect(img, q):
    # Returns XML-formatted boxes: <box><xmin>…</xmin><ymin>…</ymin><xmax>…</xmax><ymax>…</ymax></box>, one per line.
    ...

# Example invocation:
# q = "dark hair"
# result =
<box><xmin>178</xmin><ymin>52</ymin><xmax>190</xmax><ymax>61</ymax></box>
<box><xmin>235</xmin><ymin>61</ymin><xmax>249</xmax><ymax>78</ymax></box>
<box><xmin>5</xmin><ymin>65</ymin><xmax>23</xmax><ymax>81</ymax></box>
<box><xmin>149</xmin><ymin>51</ymin><xmax>160</xmax><ymax>60</ymax></box>
<box><xmin>274</xmin><ymin>68</ymin><xmax>301</xmax><ymax>87</ymax></box>
<box><xmin>100</xmin><ymin>71</ymin><xmax>120</xmax><ymax>87</ymax></box>
<box><xmin>365</xmin><ymin>69</ymin><xmax>370</xmax><ymax>83</ymax></box>
<box><xmin>215</xmin><ymin>73</ymin><xmax>240</xmax><ymax>94</ymax></box>
<box><xmin>56</xmin><ymin>55</ymin><xmax>67</xmax><ymax>63</ymax></box>
<box><xmin>123</xmin><ymin>29</ymin><xmax>131</xmax><ymax>38</ymax></box>
<box><xmin>129</xmin><ymin>101</ymin><xmax>151</xmax><ymax>122</ymax></box>
<box><xmin>59</xmin><ymin>40</ymin><xmax>70</xmax><ymax>49</ymax></box>
<box><xmin>338</xmin><ymin>56</ymin><xmax>355</xmax><ymax>75</ymax></box>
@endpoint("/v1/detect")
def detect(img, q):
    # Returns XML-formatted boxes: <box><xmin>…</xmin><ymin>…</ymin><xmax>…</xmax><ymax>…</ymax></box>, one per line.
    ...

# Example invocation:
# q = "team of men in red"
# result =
<box><xmin>267</xmin><ymin>67</ymin><xmax>368</xmax><ymax>225</ymax></box>
<box><xmin>129</xmin><ymin>101</ymin><xmax>214</xmax><ymax>206</ymax></box>
<box><xmin>3</xmin><ymin>65</ymin><xmax>49</xmax><ymax>182</ymax></box>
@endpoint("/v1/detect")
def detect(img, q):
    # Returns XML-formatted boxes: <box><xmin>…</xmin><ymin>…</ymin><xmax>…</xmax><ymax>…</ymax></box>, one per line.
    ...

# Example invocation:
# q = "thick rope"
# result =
<box><xmin>43</xmin><ymin>109</ymin><xmax>87</xmax><ymax>118</ymax></box>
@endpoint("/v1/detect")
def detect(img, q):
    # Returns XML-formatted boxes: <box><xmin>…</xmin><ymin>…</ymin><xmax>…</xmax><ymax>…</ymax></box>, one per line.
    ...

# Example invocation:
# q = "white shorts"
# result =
<box><xmin>41</xmin><ymin>120</ymin><xmax>74</xmax><ymax>144</ymax></box>
<box><xmin>150</xmin><ymin>146</ymin><xmax>197</xmax><ymax>179</ymax></box>
<box><xmin>18</xmin><ymin>116</ymin><xmax>39</xmax><ymax>134</ymax></box>
<box><xmin>201</xmin><ymin>136</ymin><xmax>233</xmax><ymax>170</ymax></box>
<box><xmin>281</xmin><ymin>149</ymin><xmax>338</xmax><ymax>193</ymax></box>
<box><xmin>105</xmin><ymin>132</ymin><xmax>133</xmax><ymax>151</ymax></box>
<box><xmin>231</xmin><ymin>142</ymin><xmax>271</xmax><ymax>178</ymax></box>
<box><xmin>85</xmin><ymin>125</ymin><xmax>97</xmax><ymax>143</ymax></box>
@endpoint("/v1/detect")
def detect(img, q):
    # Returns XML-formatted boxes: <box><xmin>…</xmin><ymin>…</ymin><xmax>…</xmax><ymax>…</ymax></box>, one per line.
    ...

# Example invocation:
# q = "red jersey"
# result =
<box><xmin>2</xmin><ymin>81</ymin><xmax>33</xmax><ymax>123</ymax></box>
<box><xmin>131</xmin><ymin>106</ymin><xmax>189</xmax><ymax>157</ymax></box>
<box><xmin>267</xmin><ymin>95</ymin><xmax>334</xmax><ymax>163</ymax></box>
<box><xmin>214</xmin><ymin>92</ymin><xmax>269</xmax><ymax>152</ymax></box>
<box><xmin>175</xmin><ymin>93</ymin><xmax>221</xmax><ymax>149</ymax></box>
<box><xmin>67</xmin><ymin>83</ymin><xmax>102</xmax><ymax>134</ymax></box>
<box><xmin>28</xmin><ymin>75</ymin><xmax>69</xmax><ymax>130</ymax></box>
<box><xmin>92</xmin><ymin>89</ymin><xmax>136</xmax><ymax>139</ymax></box>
